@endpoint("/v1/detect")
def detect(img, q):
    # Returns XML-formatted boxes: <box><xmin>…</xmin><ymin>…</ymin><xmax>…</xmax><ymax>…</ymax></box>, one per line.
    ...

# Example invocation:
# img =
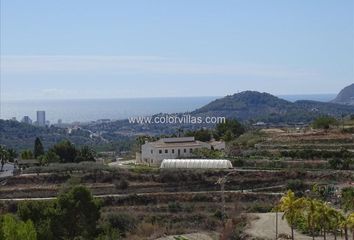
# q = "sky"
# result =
<box><xmin>1</xmin><ymin>0</ymin><xmax>353</xmax><ymax>100</ymax></box>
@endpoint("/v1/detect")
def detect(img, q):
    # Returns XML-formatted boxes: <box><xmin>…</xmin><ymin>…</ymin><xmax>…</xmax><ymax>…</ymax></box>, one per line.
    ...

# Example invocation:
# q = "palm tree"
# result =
<box><xmin>346</xmin><ymin>213</ymin><xmax>354</xmax><ymax>240</ymax></box>
<box><xmin>304</xmin><ymin>198</ymin><xmax>321</xmax><ymax>240</ymax></box>
<box><xmin>328</xmin><ymin>208</ymin><xmax>345</xmax><ymax>240</ymax></box>
<box><xmin>316</xmin><ymin>202</ymin><xmax>339</xmax><ymax>240</ymax></box>
<box><xmin>278</xmin><ymin>190</ymin><xmax>303</xmax><ymax>240</ymax></box>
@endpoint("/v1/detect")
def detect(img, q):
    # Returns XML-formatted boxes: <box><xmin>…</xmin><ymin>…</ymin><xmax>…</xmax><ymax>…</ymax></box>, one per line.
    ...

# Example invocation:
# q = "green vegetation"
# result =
<box><xmin>25</xmin><ymin>139</ymin><xmax>97</xmax><ymax>165</ymax></box>
<box><xmin>75</xmin><ymin>146</ymin><xmax>96</xmax><ymax>162</ymax></box>
<box><xmin>0</xmin><ymin>146</ymin><xmax>18</xmax><ymax>171</ymax></box>
<box><xmin>277</xmin><ymin>190</ymin><xmax>303</xmax><ymax>240</ymax></box>
<box><xmin>14</xmin><ymin>186</ymin><xmax>101</xmax><ymax>240</ymax></box>
<box><xmin>52</xmin><ymin>140</ymin><xmax>78</xmax><ymax>163</ymax></box>
<box><xmin>215</xmin><ymin>119</ymin><xmax>245</xmax><ymax>142</ymax></box>
<box><xmin>184</xmin><ymin>129</ymin><xmax>212</xmax><ymax>142</ymax></box>
<box><xmin>341</xmin><ymin>187</ymin><xmax>354</xmax><ymax>212</ymax></box>
<box><xmin>0</xmin><ymin>214</ymin><xmax>37</xmax><ymax>240</ymax></box>
<box><xmin>277</xmin><ymin>189</ymin><xmax>354</xmax><ymax>240</ymax></box>
<box><xmin>0</xmin><ymin>120</ymin><xmax>134</xmax><ymax>153</ymax></box>
<box><xmin>228</xmin><ymin>131</ymin><xmax>266</xmax><ymax>151</ymax></box>
<box><xmin>20</xmin><ymin>150</ymin><xmax>34</xmax><ymax>160</ymax></box>
<box><xmin>192</xmin><ymin>148</ymin><xmax>224</xmax><ymax>159</ymax></box>
<box><xmin>194</xmin><ymin>91</ymin><xmax>354</xmax><ymax>122</ymax></box>
<box><xmin>312</xmin><ymin>116</ymin><xmax>338</xmax><ymax>130</ymax></box>
<box><xmin>0</xmin><ymin>147</ymin><xmax>9</xmax><ymax>171</ymax></box>
<box><xmin>34</xmin><ymin>138</ymin><xmax>44</xmax><ymax>158</ymax></box>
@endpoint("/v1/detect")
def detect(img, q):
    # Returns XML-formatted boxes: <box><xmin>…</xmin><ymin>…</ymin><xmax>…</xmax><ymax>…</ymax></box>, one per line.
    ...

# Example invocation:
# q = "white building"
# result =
<box><xmin>140</xmin><ymin>137</ymin><xmax>212</xmax><ymax>165</ymax></box>
<box><xmin>36</xmin><ymin>111</ymin><xmax>46</xmax><ymax>127</ymax></box>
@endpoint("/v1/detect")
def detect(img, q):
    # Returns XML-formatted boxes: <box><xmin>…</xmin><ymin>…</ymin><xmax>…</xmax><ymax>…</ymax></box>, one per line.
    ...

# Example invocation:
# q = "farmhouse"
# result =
<box><xmin>139</xmin><ymin>137</ymin><xmax>212</xmax><ymax>165</ymax></box>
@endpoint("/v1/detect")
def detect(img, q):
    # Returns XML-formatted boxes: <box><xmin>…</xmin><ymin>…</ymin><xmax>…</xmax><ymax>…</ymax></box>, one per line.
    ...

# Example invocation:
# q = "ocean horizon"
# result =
<box><xmin>0</xmin><ymin>94</ymin><xmax>336</xmax><ymax>123</ymax></box>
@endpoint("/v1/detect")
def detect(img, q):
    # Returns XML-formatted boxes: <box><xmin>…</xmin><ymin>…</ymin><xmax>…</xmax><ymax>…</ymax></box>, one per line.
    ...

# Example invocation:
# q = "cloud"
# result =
<box><xmin>0</xmin><ymin>55</ymin><xmax>319</xmax><ymax>79</ymax></box>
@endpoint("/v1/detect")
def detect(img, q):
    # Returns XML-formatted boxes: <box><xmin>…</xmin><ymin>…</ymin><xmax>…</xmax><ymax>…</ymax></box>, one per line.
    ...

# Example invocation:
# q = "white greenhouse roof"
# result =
<box><xmin>160</xmin><ymin>159</ymin><xmax>233</xmax><ymax>169</ymax></box>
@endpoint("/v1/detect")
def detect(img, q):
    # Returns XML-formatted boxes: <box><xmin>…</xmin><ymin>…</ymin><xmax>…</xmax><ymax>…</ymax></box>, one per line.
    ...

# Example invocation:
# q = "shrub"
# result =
<box><xmin>168</xmin><ymin>202</ymin><xmax>182</xmax><ymax>213</ymax></box>
<box><xmin>312</xmin><ymin>116</ymin><xmax>338</xmax><ymax>129</ymax></box>
<box><xmin>102</xmin><ymin>213</ymin><xmax>137</xmax><ymax>237</ymax></box>
<box><xmin>114</xmin><ymin>178</ymin><xmax>129</xmax><ymax>190</ymax></box>
<box><xmin>286</xmin><ymin>180</ymin><xmax>307</xmax><ymax>193</ymax></box>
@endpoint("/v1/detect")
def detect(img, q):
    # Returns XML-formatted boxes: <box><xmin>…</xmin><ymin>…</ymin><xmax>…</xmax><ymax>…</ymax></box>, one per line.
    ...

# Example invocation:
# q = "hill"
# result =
<box><xmin>0</xmin><ymin>120</ymin><xmax>116</xmax><ymax>151</ymax></box>
<box><xmin>332</xmin><ymin>83</ymin><xmax>354</xmax><ymax>105</ymax></box>
<box><xmin>193</xmin><ymin>91</ymin><xmax>354</xmax><ymax>123</ymax></box>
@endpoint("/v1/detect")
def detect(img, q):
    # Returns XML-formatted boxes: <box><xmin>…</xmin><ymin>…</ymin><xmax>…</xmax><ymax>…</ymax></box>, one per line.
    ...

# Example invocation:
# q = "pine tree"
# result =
<box><xmin>34</xmin><ymin>137</ymin><xmax>44</xmax><ymax>158</ymax></box>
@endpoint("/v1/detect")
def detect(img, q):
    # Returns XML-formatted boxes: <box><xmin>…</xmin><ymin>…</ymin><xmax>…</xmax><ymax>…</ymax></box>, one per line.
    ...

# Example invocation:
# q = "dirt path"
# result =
<box><xmin>0</xmin><ymin>188</ymin><xmax>283</xmax><ymax>201</ymax></box>
<box><xmin>246</xmin><ymin>213</ymin><xmax>349</xmax><ymax>240</ymax></box>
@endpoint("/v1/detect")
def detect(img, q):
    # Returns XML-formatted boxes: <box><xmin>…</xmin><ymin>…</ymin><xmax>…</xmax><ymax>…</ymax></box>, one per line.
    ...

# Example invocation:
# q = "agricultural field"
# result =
<box><xmin>0</xmin><ymin>127</ymin><xmax>353</xmax><ymax>239</ymax></box>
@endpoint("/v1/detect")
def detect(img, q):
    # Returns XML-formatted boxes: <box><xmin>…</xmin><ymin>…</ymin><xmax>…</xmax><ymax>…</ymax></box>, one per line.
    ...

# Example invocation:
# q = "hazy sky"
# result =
<box><xmin>1</xmin><ymin>0</ymin><xmax>353</xmax><ymax>100</ymax></box>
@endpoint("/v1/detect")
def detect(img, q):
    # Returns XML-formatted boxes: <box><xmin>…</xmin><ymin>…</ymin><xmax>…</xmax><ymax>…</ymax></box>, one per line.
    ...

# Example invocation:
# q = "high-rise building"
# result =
<box><xmin>36</xmin><ymin>111</ymin><xmax>46</xmax><ymax>126</ymax></box>
<box><xmin>21</xmin><ymin>116</ymin><xmax>32</xmax><ymax>124</ymax></box>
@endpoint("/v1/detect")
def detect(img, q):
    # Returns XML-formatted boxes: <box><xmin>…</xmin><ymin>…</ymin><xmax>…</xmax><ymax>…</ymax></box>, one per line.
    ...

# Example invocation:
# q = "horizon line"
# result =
<box><xmin>1</xmin><ymin>92</ymin><xmax>338</xmax><ymax>102</ymax></box>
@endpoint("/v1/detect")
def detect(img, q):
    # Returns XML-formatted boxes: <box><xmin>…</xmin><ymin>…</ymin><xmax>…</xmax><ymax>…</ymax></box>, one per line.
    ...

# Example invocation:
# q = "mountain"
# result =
<box><xmin>332</xmin><ymin>84</ymin><xmax>354</xmax><ymax>105</ymax></box>
<box><xmin>194</xmin><ymin>91</ymin><xmax>354</xmax><ymax>123</ymax></box>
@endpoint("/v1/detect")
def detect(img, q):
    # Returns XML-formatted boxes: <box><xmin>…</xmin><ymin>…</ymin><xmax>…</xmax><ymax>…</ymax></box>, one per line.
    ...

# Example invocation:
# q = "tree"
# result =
<box><xmin>341</xmin><ymin>213</ymin><xmax>354</xmax><ymax>240</ymax></box>
<box><xmin>278</xmin><ymin>190</ymin><xmax>303</xmax><ymax>240</ymax></box>
<box><xmin>0</xmin><ymin>146</ymin><xmax>9</xmax><ymax>172</ymax></box>
<box><xmin>54</xmin><ymin>186</ymin><xmax>101</xmax><ymax>240</ymax></box>
<box><xmin>216</xmin><ymin>119</ymin><xmax>245</xmax><ymax>142</ymax></box>
<box><xmin>312</xmin><ymin>116</ymin><xmax>338</xmax><ymax>130</ymax></box>
<box><xmin>51</xmin><ymin>140</ymin><xmax>78</xmax><ymax>163</ymax></box>
<box><xmin>6</xmin><ymin>149</ymin><xmax>17</xmax><ymax>163</ymax></box>
<box><xmin>185</xmin><ymin>129</ymin><xmax>212</xmax><ymax>142</ymax></box>
<box><xmin>17</xmin><ymin>186</ymin><xmax>101</xmax><ymax>240</ymax></box>
<box><xmin>17</xmin><ymin>201</ymin><xmax>55</xmax><ymax>240</ymax></box>
<box><xmin>34</xmin><ymin>138</ymin><xmax>44</xmax><ymax>158</ymax></box>
<box><xmin>304</xmin><ymin>198</ymin><xmax>321</xmax><ymax>240</ymax></box>
<box><xmin>346</xmin><ymin>213</ymin><xmax>354</xmax><ymax>240</ymax></box>
<box><xmin>20</xmin><ymin>150</ymin><xmax>34</xmax><ymax>160</ymax></box>
<box><xmin>328</xmin><ymin>209</ymin><xmax>345</xmax><ymax>240</ymax></box>
<box><xmin>316</xmin><ymin>202</ymin><xmax>339</xmax><ymax>240</ymax></box>
<box><xmin>76</xmin><ymin>146</ymin><xmax>96</xmax><ymax>162</ymax></box>
<box><xmin>0</xmin><ymin>214</ymin><xmax>37</xmax><ymax>240</ymax></box>
<box><xmin>38</xmin><ymin>150</ymin><xmax>60</xmax><ymax>166</ymax></box>
<box><xmin>341</xmin><ymin>187</ymin><xmax>354</xmax><ymax>212</ymax></box>
<box><xmin>192</xmin><ymin>148</ymin><xmax>223</xmax><ymax>159</ymax></box>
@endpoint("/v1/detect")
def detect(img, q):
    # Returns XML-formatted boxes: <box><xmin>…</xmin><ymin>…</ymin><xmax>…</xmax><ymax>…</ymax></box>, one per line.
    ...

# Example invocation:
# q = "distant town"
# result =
<box><xmin>14</xmin><ymin>110</ymin><xmax>113</xmax><ymax>128</ymax></box>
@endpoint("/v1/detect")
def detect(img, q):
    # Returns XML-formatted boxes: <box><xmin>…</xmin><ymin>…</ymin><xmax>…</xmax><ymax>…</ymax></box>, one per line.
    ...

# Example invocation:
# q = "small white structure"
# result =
<box><xmin>160</xmin><ymin>159</ymin><xmax>233</xmax><ymax>169</ymax></box>
<box><xmin>210</xmin><ymin>140</ymin><xmax>226</xmax><ymax>150</ymax></box>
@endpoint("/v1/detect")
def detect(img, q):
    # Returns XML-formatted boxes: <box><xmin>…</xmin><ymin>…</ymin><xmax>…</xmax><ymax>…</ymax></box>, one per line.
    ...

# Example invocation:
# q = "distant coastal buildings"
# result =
<box><xmin>12</xmin><ymin>111</ymin><xmax>113</xmax><ymax>128</ymax></box>
<box><xmin>36</xmin><ymin>111</ymin><xmax>46</xmax><ymax>126</ymax></box>
<box><xmin>17</xmin><ymin>110</ymin><xmax>50</xmax><ymax>127</ymax></box>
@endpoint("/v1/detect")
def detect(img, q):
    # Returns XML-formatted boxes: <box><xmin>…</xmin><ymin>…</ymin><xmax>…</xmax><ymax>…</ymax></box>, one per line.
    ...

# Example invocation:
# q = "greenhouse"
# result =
<box><xmin>160</xmin><ymin>159</ymin><xmax>233</xmax><ymax>169</ymax></box>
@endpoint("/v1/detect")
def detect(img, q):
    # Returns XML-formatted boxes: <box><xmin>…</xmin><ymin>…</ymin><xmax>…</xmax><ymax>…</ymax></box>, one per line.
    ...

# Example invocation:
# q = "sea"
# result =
<box><xmin>0</xmin><ymin>94</ymin><xmax>336</xmax><ymax>123</ymax></box>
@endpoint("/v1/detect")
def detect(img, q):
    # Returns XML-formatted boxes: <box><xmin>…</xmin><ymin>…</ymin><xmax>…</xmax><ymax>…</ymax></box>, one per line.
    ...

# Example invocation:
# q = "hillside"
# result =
<box><xmin>0</xmin><ymin>120</ymin><xmax>107</xmax><ymax>151</ymax></box>
<box><xmin>194</xmin><ymin>91</ymin><xmax>354</xmax><ymax>123</ymax></box>
<box><xmin>332</xmin><ymin>83</ymin><xmax>354</xmax><ymax>105</ymax></box>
